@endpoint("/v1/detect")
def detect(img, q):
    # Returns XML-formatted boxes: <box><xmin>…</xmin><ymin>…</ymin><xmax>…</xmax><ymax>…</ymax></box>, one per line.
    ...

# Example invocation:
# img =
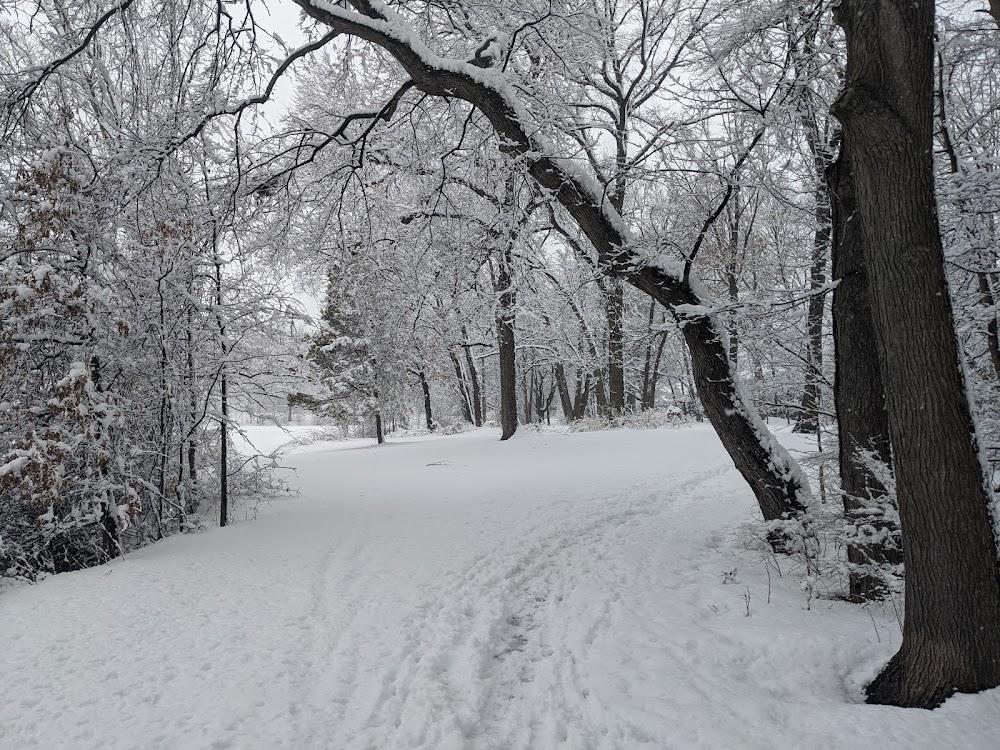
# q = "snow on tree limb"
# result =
<box><xmin>291</xmin><ymin>0</ymin><xmax>701</xmax><ymax>296</ymax></box>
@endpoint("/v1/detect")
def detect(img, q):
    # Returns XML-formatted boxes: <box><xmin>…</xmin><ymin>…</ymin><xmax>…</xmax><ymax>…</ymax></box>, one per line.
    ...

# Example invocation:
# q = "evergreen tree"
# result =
<box><xmin>295</xmin><ymin>266</ymin><xmax>384</xmax><ymax>441</ymax></box>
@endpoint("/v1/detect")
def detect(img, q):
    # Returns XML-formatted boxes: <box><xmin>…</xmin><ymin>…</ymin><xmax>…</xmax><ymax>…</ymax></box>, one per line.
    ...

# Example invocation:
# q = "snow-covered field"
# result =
<box><xmin>2</xmin><ymin>426</ymin><xmax>998</xmax><ymax>749</ymax></box>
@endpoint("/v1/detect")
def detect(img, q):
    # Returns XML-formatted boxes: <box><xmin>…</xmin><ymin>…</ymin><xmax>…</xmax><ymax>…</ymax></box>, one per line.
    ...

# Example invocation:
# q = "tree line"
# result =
<box><xmin>3</xmin><ymin>0</ymin><xmax>1000</xmax><ymax>710</ymax></box>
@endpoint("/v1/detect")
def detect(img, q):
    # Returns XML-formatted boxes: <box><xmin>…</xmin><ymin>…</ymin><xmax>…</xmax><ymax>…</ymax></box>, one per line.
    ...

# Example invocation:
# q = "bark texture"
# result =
<box><xmin>793</xmin><ymin>190</ymin><xmax>829</xmax><ymax>434</ymax></box>
<box><xmin>496</xmin><ymin>249</ymin><xmax>518</xmax><ymax>441</ymax></box>
<box><xmin>828</xmin><ymin>150</ymin><xmax>901</xmax><ymax>602</ymax></box>
<box><xmin>606</xmin><ymin>278</ymin><xmax>626</xmax><ymax>414</ymax></box>
<box><xmin>833</xmin><ymin>0</ymin><xmax>1000</xmax><ymax>708</ymax></box>
<box><xmin>418</xmin><ymin>370</ymin><xmax>434</xmax><ymax>430</ymax></box>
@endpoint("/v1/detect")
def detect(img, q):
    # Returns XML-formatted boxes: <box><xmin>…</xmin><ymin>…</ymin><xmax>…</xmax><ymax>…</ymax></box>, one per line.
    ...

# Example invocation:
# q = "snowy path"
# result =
<box><xmin>2</xmin><ymin>427</ymin><xmax>998</xmax><ymax>749</ymax></box>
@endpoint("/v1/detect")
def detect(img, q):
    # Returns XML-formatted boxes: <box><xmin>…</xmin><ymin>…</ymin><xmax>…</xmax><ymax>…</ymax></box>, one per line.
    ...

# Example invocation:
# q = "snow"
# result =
<box><xmin>1</xmin><ymin>426</ymin><xmax>998</xmax><ymax>749</ymax></box>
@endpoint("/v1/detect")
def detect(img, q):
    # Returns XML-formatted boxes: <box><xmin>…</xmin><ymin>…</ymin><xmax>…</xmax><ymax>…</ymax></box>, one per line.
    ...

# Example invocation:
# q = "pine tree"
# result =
<box><xmin>295</xmin><ymin>267</ymin><xmax>384</xmax><ymax>441</ymax></box>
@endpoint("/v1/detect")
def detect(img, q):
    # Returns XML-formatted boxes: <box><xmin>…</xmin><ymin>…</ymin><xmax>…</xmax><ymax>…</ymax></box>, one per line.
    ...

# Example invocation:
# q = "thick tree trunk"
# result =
<box><xmin>496</xmin><ymin>251</ymin><xmax>518</xmax><ymax>440</ymax></box>
<box><xmin>828</xmin><ymin>150</ymin><xmax>901</xmax><ymax>602</ymax></box>
<box><xmin>677</xmin><ymin>313</ymin><xmax>809</xmax><ymax>522</ymax></box>
<box><xmin>375</xmin><ymin>411</ymin><xmax>385</xmax><ymax>444</ymax></box>
<box><xmin>834</xmin><ymin>0</ymin><xmax>1000</xmax><ymax>708</ymax></box>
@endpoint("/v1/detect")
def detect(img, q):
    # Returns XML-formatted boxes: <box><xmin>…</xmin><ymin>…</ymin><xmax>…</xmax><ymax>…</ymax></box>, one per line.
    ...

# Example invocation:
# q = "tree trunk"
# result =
<box><xmin>449</xmin><ymin>349</ymin><xmax>474</xmax><ymax>423</ymax></box>
<box><xmin>793</xmin><ymin>184</ymin><xmax>829</xmax><ymax>433</ymax></box>
<box><xmin>573</xmin><ymin>370</ymin><xmax>591</xmax><ymax>420</ymax></box>
<box><xmin>375</xmin><ymin>412</ymin><xmax>385</xmax><ymax>444</ymax></box>
<box><xmin>834</xmin><ymin>0</ymin><xmax>1000</xmax><ymax>708</ymax></box>
<box><xmin>554</xmin><ymin>363</ymin><xmax>574</xmax><ymax>421</ymax></box>
<box><xmin>219</xmin><ymin>373</ymin><xmax>228</xmax><ymax>528</ymax></box>
<box><xmin>522</xmin><ymin>368</ymin><xmax>534</xmax><ymax>424</ymax></box>
<box><xmin>640</xmin><ymin>301</ymin><xmax>659</xmax><ymax>410</ymax></box>
<box><xmin>593</xmin><ymin>370</ymin><xmax>610</xmax><ymax>417</ymax></box>
<box><xmin>606</xmin><ymin>278</ymin><xmax>625</xmax><ymax>414</ymax></box>
<box><xmin>418</xmin><ymin>370</ymin><xmax>434</xmax><ymax>430</ymax></box>
<box><xmin>678</xmin><ymin>313</ymin><xmax>808</xmax><ymax>522</ymax></box>
<box><xmin>461</xmin><ymin>325</ymin><xmax>484</xmax><ymax>426</ymax></box>
<box><xmin>726</xmin><ymin>191</ymin><xmax>742</xmax><ymax>367</ymax></box>
<box><xmin>828</xmin><ymin>149</ymin><xmax>901</xmax><ymax>602</ymax></box>
<box><xmin>185</xmin><ymin>302</ymin><xmax>198</xmax><ymax>515</ymax></box>
<box><xmin>496</xmin><ymin>250</ymin><xmax>518</xmax><ymax>440</ymax></box>
<box><xmin>649</xmin><ymin>330</ymin><xmax>667</xmax><ymax>410</ymax></box>
<box><xmin>215</xmin><ymin>256</ymin><xmax>229</xmax><ymax>530</ymax></box>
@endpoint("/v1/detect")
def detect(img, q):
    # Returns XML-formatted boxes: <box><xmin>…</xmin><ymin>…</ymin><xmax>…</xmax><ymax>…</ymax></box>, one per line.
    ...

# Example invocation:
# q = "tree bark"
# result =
<box><xmin>418</xmin><ymin>370</ymin><xmax>434</xmax><ymax>430</ymax></box>
<box><xmin>449</xmin><ymin>349</ymin><xmax>474</xmax><ymax>423</ymax></box>
<box><xmin>834</xmin><ymin>0</ymin><xmax>1000</xmax><ymax>708</ymax></box>
<box><xmin>793</xmin><ymin>185</ymin><xmax>829</xmax><ymax>433</ymax></box>
<box><xmin>828</xmin><ymin>149</ymin><xmax>901</xmax><ymax>602</ymax></box>
<box><xmin>214</xmin><ymin>245</ymin><xmax>229</xmax><ymax>529</ymax></box>
<box><xmin>573</xmin><ymin>370</ymin><xmax>591</xmax><ymax>420</ymax></box>
<box><xmin>606</xmin><ymin>278</ymin><xmax>626</xmax><ymax>414</ymax></box>
<box><xmin>461</xmin><ymin>325</ymin><xmax>484</xmax><ymax>426</ymax></box>
<box><xmin>554</xmin><ymin>363</ymin><xmax>574</xmax><ymax>421</ymax></box>
<box><xmin>495</xmin><ymin>250</ymin><xmax>518</xmax><ymax>440</ymax></box>
<box><xmin>648</xmin><ymin>332</ymin><xmax>667</xmax><ymax>410</ymax></box>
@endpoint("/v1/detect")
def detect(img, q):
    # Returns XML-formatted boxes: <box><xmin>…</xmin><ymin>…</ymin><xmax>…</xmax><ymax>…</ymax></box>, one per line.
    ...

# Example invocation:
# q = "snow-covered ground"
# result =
<box><xmin>2</xmin><ymin>426</ymin><xmax>998</xmax><ymax>749</ymax></box>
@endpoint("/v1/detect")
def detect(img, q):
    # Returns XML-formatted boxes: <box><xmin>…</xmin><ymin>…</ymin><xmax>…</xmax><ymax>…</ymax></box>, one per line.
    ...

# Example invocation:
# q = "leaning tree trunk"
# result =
<box><xmin>293</xmin><ymin>0</ymin><xmax>811</xmax><ymax>525</ymax></box>
<box><xmin>828</xmin><ymin>149</ymin><xmax>901</xmax><ymax>602</ymax></box>
<box><xmin>449</xmin><ymin>350</ymin><xmax>474</xmax><ymax>424</ymax></box>
<box><xmin>676</xmin><ymin>312</ymin><xmax>808</xmax><ymax>522</ymax></box>
<box><xmin>834</xmin><ymin>0</ymin><xmax>1000</xmax><ymax>708</ymax></box>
